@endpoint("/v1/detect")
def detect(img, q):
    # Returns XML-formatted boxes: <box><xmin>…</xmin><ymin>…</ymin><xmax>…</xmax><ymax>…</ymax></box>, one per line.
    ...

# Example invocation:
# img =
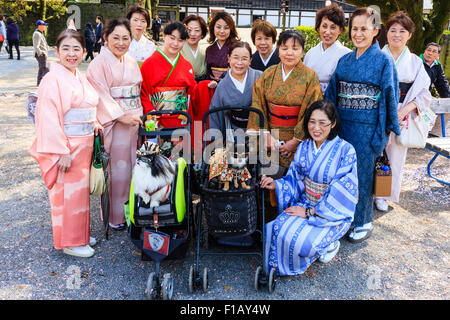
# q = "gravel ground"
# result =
<box><xmin>0</xmin><ymin>43</ymin><xmax>449</xmax><ymax>301</ymax></box>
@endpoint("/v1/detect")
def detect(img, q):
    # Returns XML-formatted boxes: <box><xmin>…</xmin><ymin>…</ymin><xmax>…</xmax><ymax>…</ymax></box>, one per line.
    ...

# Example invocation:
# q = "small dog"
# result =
<box><xmin>133</xmin><ymin>141</ymin><xmax>175</xmax><ymax>207</ymax></box>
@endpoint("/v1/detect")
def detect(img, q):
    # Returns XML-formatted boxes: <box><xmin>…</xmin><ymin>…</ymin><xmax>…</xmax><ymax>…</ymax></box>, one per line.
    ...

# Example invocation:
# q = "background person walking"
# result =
<box><xmin>6</xmin><ymin>17</ymin><xmax>19</xmax><ymax>60</ymax></box>
<box><xmin>33</xmin><ymin>20</ymin><xmax>50</xmax><ymax>86</ymax></box>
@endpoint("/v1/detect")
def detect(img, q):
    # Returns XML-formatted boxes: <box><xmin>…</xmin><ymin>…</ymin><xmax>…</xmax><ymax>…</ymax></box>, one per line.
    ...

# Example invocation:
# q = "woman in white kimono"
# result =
<box><xmin>87</xmin><ymin>18</ymin><xmax>143</xmax><ymax>230</ymax></box>
<box><xmin>303</xmin><ymin>3</ymin><xmax>351</xmax><ymax>93</ymax></box>
<box><xmin>260</xmin><ymin>100</ymin><xmax>358</xmax><ymax>276</ymax></box>
<box><xmin>375</xmin><ymin>12</ymin><xmax>432</xmax><ymax>211</ymax></box>
<box><xmin>126</xmin><ymin>4</ymin><xmax>156</xmax><ymax>67</ymax></box>
<box><xmin>30</xmin><ymin>29</ymin><xmax>101</xmax><ymax>258</ymax></box>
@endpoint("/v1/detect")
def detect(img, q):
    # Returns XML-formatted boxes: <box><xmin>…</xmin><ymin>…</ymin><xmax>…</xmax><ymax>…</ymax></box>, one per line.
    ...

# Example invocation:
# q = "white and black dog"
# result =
<box><xmin>133</xmin><ymin>141</ymin><xmax>175</xmax><ymax>207</ymax></box>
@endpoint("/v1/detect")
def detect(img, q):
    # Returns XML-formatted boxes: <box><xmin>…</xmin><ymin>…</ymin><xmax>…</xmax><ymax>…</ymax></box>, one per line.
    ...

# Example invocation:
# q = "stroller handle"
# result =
<box><xmin>202</xmin><ymin>105</ymin><xmax>264</xmax><ymax>129</ymax></box>
<box><xmin>141</xmin><ymin>110</ymin><xmax>192</xmax><ymax>127</ymax></box>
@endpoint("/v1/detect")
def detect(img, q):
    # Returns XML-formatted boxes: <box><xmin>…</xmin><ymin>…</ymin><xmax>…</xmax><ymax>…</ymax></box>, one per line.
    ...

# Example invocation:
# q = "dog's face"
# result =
<box><xmin>228</xmin><ymin>150</ymin><xmax>248</xmax><ymax>169</ymax></box>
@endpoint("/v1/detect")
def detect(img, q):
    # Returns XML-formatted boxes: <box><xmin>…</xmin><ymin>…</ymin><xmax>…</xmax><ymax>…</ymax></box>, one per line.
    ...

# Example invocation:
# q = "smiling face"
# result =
<box><xmin>254</xmin><ymin>31</ymin><xmax>274</xmax><ymax>56</ymax></box>
<box><xmin>319</xmin><ymin>17</ymin><xmax>343</xmax><ymax>49</ymax></box>
<box><xmin>387</xmin><ymin>22</ymin><xmax>411</xmax><ymax>51</ymax></box>
<box><xmin>55</xmin><ymin>37</ymin><xmax>85</xmax><ymax>73</ymax></box>
<box><xmin>350</xmin><ymin>14</ymin><xmax>379</xmax><ymax>52</ymax></box>
<box><xmin>308</xmin><ymin>109</ymin><xmax>334</xmax><ymax>146</ymax></box>
<box><xmin>163</xmin><ymin>29</ymin><xmax>185</xmax><ymax>58</ymax></box>
<box><xmin>214</xmin><ymin>18</ymin><xmax>231</xmax><ymax>43</ymax></box>
<box><xmin>186</xmin><ymin>19</ymin><xmax>203</xmax><ymax>46</ymax></box>
<box><xmin>228</xmin><ymin>46</ymin><xmax>251</xmax><ymax>78</ymax></box>
<box><xmin>130</xmin><ymin>12</ymin><xmax>148</xmax><ymax>39</ymax></box>
<box><xmin>106</xmin><ymin>25</ymin><xmax>131</xmax><ymax>59</ymax></box>
<box><xmin>278</xmin><ymin>37</ymin><xmax>303</xmax><ymax>70</ymax></box>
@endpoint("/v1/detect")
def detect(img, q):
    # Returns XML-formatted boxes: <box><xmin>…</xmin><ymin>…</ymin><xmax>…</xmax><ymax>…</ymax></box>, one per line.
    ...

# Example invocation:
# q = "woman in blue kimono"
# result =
<box><xmin>325</xmin><ymin>7</ymin><xmax>400</xmax><ymax>243</ymax></box>
<box><xmin>260</xmin><ymin>99</ymin><xmax>358</xmax><ymax>276</ymax></box>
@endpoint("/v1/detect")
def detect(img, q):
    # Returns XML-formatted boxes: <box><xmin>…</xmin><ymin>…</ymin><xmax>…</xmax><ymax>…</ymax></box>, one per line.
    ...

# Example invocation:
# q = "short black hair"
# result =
<box><xmin>277</xmin><ymin>29</ymin><xmax>305</xmax><ymax>49</ymax></box>
<box><xmin>163</xmin><ymin>21</ymin><xmax>189</xmax><ymax>40</ymax></box>
<box><xmin>302</xmin><ymin>99</ymin><xmax>340</xmax><ymax>141</ymax></box>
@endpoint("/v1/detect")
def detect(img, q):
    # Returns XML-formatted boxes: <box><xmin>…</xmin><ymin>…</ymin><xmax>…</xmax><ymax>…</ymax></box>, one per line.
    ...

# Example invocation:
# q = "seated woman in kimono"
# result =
<box><xmin>125</xmin><ymin>4</ymin><xmax>156</xmax><ymax>67</ymax></box>
<box><xmin>181</xmin><ymin>15</ymin><xmax>208</xmax><ymax>82</ymax></box>
<box><xmin>325</xmin><ymin>7</ymin><xmax>400</xmax><ymax>243</ymax></box>
<box><xmin>87</xmin><ymin>18</ymin><xmax>143</xmax><ymax>231</ymax></box>
<box><xmin>260</xmin><ymin>99</ymin><xmax>358</xmax><ymax>276</ymax></box>
<box><xmin>375</xmin><ymin>12</ymin><xmax>432</xmax><ymax>212</ymax></box>
<box><xmin>250</xmin><ymin>20</ymin><xmax>280</xmax><ymax>72</ymax></box>
<box><xmin>205</xmin><ymin>12</ymin><xmax>239</xmax><ymax>86</ymax></box>
<box><xmin>303</xmin><ymin>3</ymin><xmax>351</xmax><ymax>93</ymax></box>
<box><xmin>209</xmin><ymin>41</ymin><xmax>262</xmax><ymax>138</ymax></box>
<box><xmin>30</xmin><ymin>29</ymin><xmax>101</xmax><ymax>258</ymax></box>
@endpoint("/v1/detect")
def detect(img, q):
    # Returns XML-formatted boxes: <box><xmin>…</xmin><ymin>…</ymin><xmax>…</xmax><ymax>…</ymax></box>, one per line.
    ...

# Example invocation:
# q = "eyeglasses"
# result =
<box><xmin>308</xmin><ymin>120</ymin><xmax>332</xmax><ymax>128</ymax></box>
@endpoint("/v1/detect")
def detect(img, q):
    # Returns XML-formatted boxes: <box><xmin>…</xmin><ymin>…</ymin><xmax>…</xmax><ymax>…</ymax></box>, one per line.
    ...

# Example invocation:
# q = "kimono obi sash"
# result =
<box><xmin>150</xmin><ymin>87</ymin><xmax>188</xmax><ymax>111</ymax></box>
<box><xmin>399</xmin><ymin>82</ymin><xmax>413</xmax><ymax>104</ymax></box>
<box><xmin>304</xmin><ymin>176</ymin><xmax>329</xmax><ymax>206</ymax></box>
<box><xmin>211</xmin><ymin>67</ymin><xmax>229</xmax><ymax>81</ymax></box>
<box><xmin>229</xmin><ymin>108</ymin><xmax>250</xmax><ymax>129</ymax></box>
<box><xmin>267</xmin><ymin>102</ymin><xmax>300</xmax><ymax>127</ymax></box>
<box><xmin>63</xmin><ymin>107</ymin><xmax>96</xmax><ymax>136</ymax></box>
<box><xmin>337</xmin><ymin>81</ymin><xmax>381</xmax><ymax>110</ymax></box>
<box><xmin>110</xmin><ymin>85</ymin><xmax>142</xmax><ymax>111</ymax></box>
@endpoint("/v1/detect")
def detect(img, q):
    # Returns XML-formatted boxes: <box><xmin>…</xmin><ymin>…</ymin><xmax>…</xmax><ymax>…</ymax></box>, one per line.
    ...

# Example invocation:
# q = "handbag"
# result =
<box><xmin>90</xmin><ymin>135</ymin><xmax>106</xmax><ymax>195</ymax></box>
<box><xmin>396</xmin><ymin>112</ymin><xmax>428</xmax><ymax>148</ymax></box>
<box><xmin>374</xmin><ymin>150</ymin><xmax>392</xmax><ymax>197</ymax></box>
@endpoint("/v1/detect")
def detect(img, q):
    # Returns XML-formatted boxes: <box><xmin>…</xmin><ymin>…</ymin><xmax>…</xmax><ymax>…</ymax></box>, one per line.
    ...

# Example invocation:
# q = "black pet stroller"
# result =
<box><xmin>188</xmin><ymin>106</ymin><xmax>276</xmax><ymax>294</ymax></box>
<box><xmin>125</xmin><ymin>110</ymin><xmax>192</xmax><ymax>300</ymax></box>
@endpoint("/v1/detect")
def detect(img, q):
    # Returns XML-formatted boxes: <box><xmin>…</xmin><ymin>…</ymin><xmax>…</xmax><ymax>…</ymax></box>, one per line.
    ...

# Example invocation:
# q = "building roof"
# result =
<box><xmin>158</xmin><ymin>0</ymin><xmax>356</xmax><ymax>12</ymax></box>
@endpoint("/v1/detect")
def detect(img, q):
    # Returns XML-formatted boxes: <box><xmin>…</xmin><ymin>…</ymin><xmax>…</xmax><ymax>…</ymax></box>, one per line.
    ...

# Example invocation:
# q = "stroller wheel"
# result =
<box><xmin>188</xmin><ymin>265</ymin><xmax>195</xmax><ymax>293</ymax></box>
<box><xmin>254</xmin><ymin>266</ymin><xmax>263</xmax><ymax>291</ymax></box>
<box><xmin>268</xmin><ymin>268</ymin><xmax>276</xmax><ymax>294</ymax></box>
<box><xmin>202</xmin><ymin>267</ymin><xmax>208</xmax><ymax>293</ymax></box>
<box><xmin>145</xmin><ymin>272</ymin><xmax>159</xmax><ymax>300</ymax></box>
<box><xmin>162</xmin><ymin>273</ymin><xmax>174</xmax><ymax>300</ymax></box>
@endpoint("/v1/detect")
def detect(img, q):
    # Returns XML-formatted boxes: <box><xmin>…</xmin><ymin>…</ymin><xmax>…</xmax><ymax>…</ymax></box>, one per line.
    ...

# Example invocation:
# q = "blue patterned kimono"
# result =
<box><xmin>325</xmin><ymin>42</ymin><xmax>400</xmax><ymax>227</ymax></box>
<box><xmin>265</xmin><ymin>137</ymin><xmax>358</xmax><ymax>276</ymax></box>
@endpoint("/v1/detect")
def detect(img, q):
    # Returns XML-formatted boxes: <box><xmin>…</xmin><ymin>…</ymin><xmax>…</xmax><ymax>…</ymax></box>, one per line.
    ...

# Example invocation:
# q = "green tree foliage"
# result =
<box><xmin>0</xmin><ymin>0</ymin><xmax>32</xmax><ymax>22</ymax></box>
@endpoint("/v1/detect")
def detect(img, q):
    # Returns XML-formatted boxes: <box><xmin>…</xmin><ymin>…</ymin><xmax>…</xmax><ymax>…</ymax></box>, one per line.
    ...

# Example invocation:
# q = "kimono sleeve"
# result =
<box><xmin>140</xmin><ymin>59</ymin><xmax>156</xmax><ymax>114</ymax></box>
<box><xmin>247</xmin><ymin>75</ymin><xmax>269</xmax><ymax>132</ymax></box>
<box><xmin>208</xmin><ymin>87</ymin><xmax>226</xmax><ymax>135</ymax></box>
<box><xmin>86</xmin><ymin>61</ymin><xmax>124</xmax><ymax>126</ymax></box>
<box><xmin>307</xmin><ymin>144</ymin><xmax>358</xmax><ymax>227</ymax></box>
<box><xmin>411</xmin><ymin>63</ymin><xmax>432</xmax><ymax>114</ymax></box>
<box><xmin>324</xmin><ymin>68</ymin><xmax>339</xmax><ymax>105</ymax></box>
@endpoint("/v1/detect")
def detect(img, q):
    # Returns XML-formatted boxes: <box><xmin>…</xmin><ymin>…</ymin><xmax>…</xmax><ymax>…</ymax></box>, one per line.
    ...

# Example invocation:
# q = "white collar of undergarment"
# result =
<box><xmin>259</xmin><ymin>46</ymin><xmax>276</xmax><ymax>66</ymax></box>
<box><xmin>229</xmin><ymin>69</ymin><xmax>248</xmax><ymax>94</ymax></box>
<box><xmin>188</xmin><ymin>44</ymin><xmax>198</xmax><ymax>59</ymax></box>
<box><xmin>281</xmin><ymin>64</ymin><xmax>294</xmax><ymax>82</ymax></box>
<box><xmin>159</xmin><ymin>50</ymin><xmax>179</xmax><ymax>66</ymax></box>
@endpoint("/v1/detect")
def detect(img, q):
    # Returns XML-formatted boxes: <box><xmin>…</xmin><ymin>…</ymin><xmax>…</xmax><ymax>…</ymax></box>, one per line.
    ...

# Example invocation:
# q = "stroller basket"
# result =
<box><xmin>202</xmin><ymin>177</ymin><xmax>258</xmax><ymax>238</ymax></box>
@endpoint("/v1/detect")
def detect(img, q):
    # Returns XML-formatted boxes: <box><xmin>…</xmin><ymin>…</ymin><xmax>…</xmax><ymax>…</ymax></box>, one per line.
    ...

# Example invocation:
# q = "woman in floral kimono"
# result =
<box><xmin>87</xmin><ymin>18</ymin><xmax>143</xmax><ymax>231</ymax></box>
<box><xmin>261</xmin><ymin>100</ymin><xmax>358</xmax><ymax>276</ymax></box>
<box><xmin>30</xmin><ymin>29</ymin><xmax>101</xmax><ymax>258</ymax></box>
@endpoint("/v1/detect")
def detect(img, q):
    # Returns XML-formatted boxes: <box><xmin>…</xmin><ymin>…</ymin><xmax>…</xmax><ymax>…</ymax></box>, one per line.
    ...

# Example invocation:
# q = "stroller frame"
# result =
<box><xmin>128</xmin><ymin>110</ymin><xmax>192</xmax><ymax>300</ymax></box>
<box><xmin>188</xmin><ymin>106</ymin><xmax>276</xmax><ymax>294</ymax></box>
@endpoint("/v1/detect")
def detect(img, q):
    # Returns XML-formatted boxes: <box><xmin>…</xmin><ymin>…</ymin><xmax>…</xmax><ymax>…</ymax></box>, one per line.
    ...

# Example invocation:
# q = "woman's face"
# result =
<box><xmin>228</xmin><ymin>47</ymin><xmax>251</xmax><ymax>78</ymax></box>
<box><xmin>254</xmin><ymin>31</ymin><xmax>274</xmax><ymax>56</ymax></box>
<box><xmin>387</xmin><ymin>22</ymin><xmax>411</xmax><ymax>50</ymax></box>
<box><xmin>351</xmin><ymin>14</ymin><xmax>379</xmax><ymax>51</ymax></box>
<box><xmin>130</xmin><ymin>12</ymin><xmax>148</xmax><ymax>39</ymax></box>
<box><xmin>55</xmin><ymin>37</ymin><xmax>85</xmax><ymax>73</ymax></box>
<box><xmin>163</xmin><ymin>29</ymin><xmax>185</xmax><ymax>57</ymax></box>
<box><xmin>186</xmin><ymin>20</ymin><xmax>203</xmax><ymax>46</ymax></box>
<box><xmin>106</xmin><ymin>25</ymin><xmax>132</xmax><ymax>59</ymax></box>
<box><xmin>319</xmin><ymin>17</ymin><xmax>342</xmax><ymax>48</ymax></box>
<box><xmin>214</xmin><ymin>18</ymin><xmax>231</xmax><ymax>43</ymax></box>
<box><xmin>308</xmin><ymin>109</ymin><xmax>334</xmax><ymax>145</ymax></box>
<box><xmin>278</xmin><ymin>37</ymin><xmax>303</xmax><ymax>69</ymax></box>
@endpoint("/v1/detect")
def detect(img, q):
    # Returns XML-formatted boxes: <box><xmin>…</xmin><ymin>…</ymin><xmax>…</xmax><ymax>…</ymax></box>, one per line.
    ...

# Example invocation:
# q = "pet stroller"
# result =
<box><xmin>125</xmin><ymin>110</ymin><xmax>192</xmax><ymax>300</ymax></box>
<box><xmin>188</xmin><ymin>106</ymin><xmax>276</xmax><ymax>294</ymax></box>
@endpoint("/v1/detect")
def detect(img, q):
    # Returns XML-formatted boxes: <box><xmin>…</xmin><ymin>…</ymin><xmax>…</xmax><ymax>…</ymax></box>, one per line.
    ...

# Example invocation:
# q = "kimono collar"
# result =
<box><xmin>383</xmin><ymin>45</ymin><xmax>409</xmax><ymax>66</ymax></box>
<box><xmin>101</xmin><ymin>45</ymin><xmax>125</xmax><ymax>63</ymax></box>
<box><xmin>320</xmin><ymin>40</ymin><xmax>342</xmax><ymax>54</ymax></box>
<box><xmin>355</xmin><ymin>41</ymin><xmax>380</xmax><ymax>59</ymax></box>
<box><xmin>259</xmin><ymin>46</ymin><xmax>276</xmax><ymax>66</ymax></box>
<box><xmin>50</xmin><ymin>62</ymin><xmax>80</xmax><ymax>80</ymax></box>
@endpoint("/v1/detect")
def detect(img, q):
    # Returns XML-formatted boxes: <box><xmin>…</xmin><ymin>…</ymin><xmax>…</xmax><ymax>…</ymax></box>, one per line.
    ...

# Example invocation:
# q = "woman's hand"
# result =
<box><xmin>117</xmin><ymin>114</ymin><xmax>143</xmax><ymax>127</ymax></box>
<box><xmin>207</xmin><ymin>81</ymin><xmax>218</xmax><ymax>89</ymax></box>
<box><xmin>260</xmin><ymin>174</ymin><xmax>276</xmax><ymax>190</ymax></box>
<box><xmin>283</xmin><ymin>206</ymin><xmax>307</xmax><ymax>218</ymax></box>
<box><xmin>398</xmin><ymin>102</ymin><xmax>417</xmax><ymax>124</ymax></box>
<box><xmin>94</xmin><ymin>121</ymin><xmax>104</xmax><ymax>136</ymax></box>
<box><xmin>265</xmin><ymin>132</ymin><xmax>279</xmax><ymax>151</ymax></box>
<box><xmin>279</xmin><ymin>138</ymin><xmax>300</xmax><ymax>159</ymax></box>
<box><xmin>57</xmin><ymin>154</ymin><xmax>71</xmax><ymax>173</ymax></box>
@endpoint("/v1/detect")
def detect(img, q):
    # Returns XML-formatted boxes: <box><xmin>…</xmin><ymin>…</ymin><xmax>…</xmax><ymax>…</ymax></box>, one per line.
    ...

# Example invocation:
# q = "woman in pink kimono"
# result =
<box><xmin>29</xmin><ymin>29</ymin><xmax>101</xmax><ymax>258</ymax></box>
<box><xmin>87</xmin><ymin>18</ymin><xmax>143</xmax><ymax>230</ymax></box>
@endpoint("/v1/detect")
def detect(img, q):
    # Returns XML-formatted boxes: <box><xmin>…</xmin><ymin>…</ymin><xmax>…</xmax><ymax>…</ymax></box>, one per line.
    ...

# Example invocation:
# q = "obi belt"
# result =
<box><xmin>304</xmin><ymin>176</ymin><xmax>329</xmax><ymax>206</ymax></box>
<box><xmin>211</xmin><ymin>67</ymin><xmax>229</xmax><ymax>81</ymax></box>
<box><xmin>110</xmin><ymin>84</ymin><xmax>142</xmax><ymax>110</ymax></box>
<box><xmin>267</xmin><ymin>102</ymin><xmax>300</xmax><ymax>127</ymax></box>
<box><xmin>337</xmin><ymin>81</ymin><xmax>381</xmax><ymax>110</ymax></box>
<box><xmin>399</xmin><ymin>82</ymin><xmax>413</xmax><ymax>104</ymax></box>
<box><xmin>229</xmin><ymin>108</ymin><xmax>250</xmax><ymax>129</ymax></box>
<box><xmin>150</xmin><ymin>87</ymin><xmax>188</xmax><ymax>112</ymax></box>
<box><xmin>63</xmin><ymin>107</ymin><xmax>96</xmax><ymax>136</ymax></box>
